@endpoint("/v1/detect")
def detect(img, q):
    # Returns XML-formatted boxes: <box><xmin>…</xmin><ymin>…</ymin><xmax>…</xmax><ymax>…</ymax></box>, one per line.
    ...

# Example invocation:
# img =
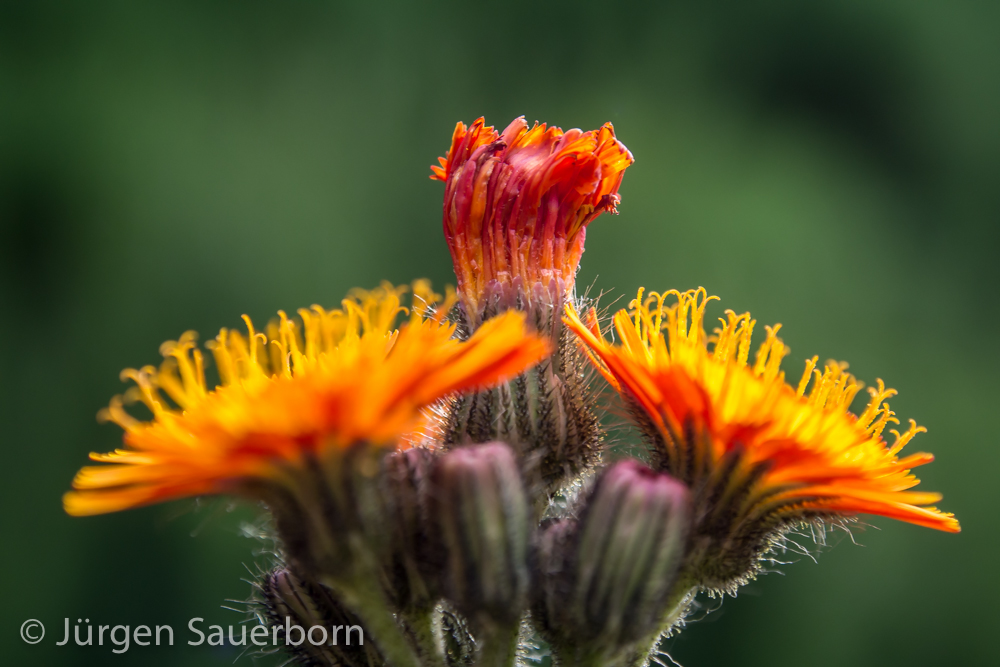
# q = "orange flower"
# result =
<box><xmin>431</xmin><ymin>117</ymin><xmax>633</xmax><ymax>321</ymax></box>
<box><xmin>65</xmin><ymin>282</ymin><xmax>551</xmax><ymax>516</ymax></box>
<box><xmin>565</xmin><ymin>288</ymin><xmax>957</xmax><ymax>586</ymax></box>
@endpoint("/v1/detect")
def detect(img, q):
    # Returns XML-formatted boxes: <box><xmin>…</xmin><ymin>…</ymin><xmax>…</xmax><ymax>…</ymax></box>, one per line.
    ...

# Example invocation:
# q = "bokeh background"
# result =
<box><xmin>2</xmin><ymin>1</ymin><xmax>997</xmax><ymax>665</ymax></box>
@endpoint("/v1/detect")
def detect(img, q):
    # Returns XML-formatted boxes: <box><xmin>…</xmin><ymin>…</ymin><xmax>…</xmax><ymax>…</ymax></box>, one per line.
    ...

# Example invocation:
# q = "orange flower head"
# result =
<box><xmin>65</xmin><ymin>281</ymin><xmax>552</xmax><ymax>517</ymax></box>
<box><xmin>565</xmin><ymin>288</ymin><xmax>958</xmax><ymax>591</ymax></box>
<box><xmin>431</xmin><ymin>117</ymin><xmax>633</xmax><ymax>323</ymax></box>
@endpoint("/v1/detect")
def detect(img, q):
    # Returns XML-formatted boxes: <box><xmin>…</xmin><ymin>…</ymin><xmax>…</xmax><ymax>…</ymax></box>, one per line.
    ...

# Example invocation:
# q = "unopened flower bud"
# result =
<box><xmin>442</xmin><ymin>317</ymin><xmax>603</xmax><ymax>513</ymax></box>
<box><xmin>261</xmin><ymin>567</ymin><xmax>375</xmax><ymax>667</ymax></box>
<box><xmin>533</xmin><ymin>459</ymin><xmax>692</xmax><ymax>664</ymax></box>
<box><xmin>382</xmin><ymin>446</ymin><xmax>440</xmax><ymax>611</ymax></box>
<box><xmin>427</xmin><ymin>442</ymin><xmax>530</xmax><ymax>629</ymax></box>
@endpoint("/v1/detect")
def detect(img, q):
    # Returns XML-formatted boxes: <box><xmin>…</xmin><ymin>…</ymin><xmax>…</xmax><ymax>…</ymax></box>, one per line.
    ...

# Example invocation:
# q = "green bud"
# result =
<box><xmin>533</xmin><ymin>459</ymin><xmax>692</xmax><ymax>665</ymax></box>
<box><xmin>443</xmin><ymin>289</ymin><xmax>604</xmax><ymax>513</ymax></box>
<box><xmin>261</xmin><ymin>446</ymin><xmax>424</xmax><ymax>667</ymax></box>
<box><xmin>261</xmin><ymin>444</ymin><xmax>388</xmax><ymax>582</ymax></box>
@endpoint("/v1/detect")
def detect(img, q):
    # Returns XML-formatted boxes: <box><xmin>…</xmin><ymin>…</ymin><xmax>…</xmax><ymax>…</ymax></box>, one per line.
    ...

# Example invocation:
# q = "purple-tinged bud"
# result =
<box><xmin>533</xmin><ymin>459</ymin><xmax>692</xmax><ymax>665</ymax></box>
<box><xmin>261</xmin><ymin>567</ymin><xmax>375</xmax><ymax>667</ymax></box>
<box><xmin>382</xmin><ymin>447</ymin><xmax>441</xmax><ymax>612</ymax></box>
<box><xmin>427</xmin><ymin>443</ymin><xmax>530</xmax><ymax>630</ymax></box>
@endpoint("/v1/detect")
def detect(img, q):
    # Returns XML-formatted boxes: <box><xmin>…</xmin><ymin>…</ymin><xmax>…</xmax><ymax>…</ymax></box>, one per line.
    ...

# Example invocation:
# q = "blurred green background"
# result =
<box><xmin>2</xmin><ymin>1</ymin><xmax>996</xmax><ymax>665</ymax></box>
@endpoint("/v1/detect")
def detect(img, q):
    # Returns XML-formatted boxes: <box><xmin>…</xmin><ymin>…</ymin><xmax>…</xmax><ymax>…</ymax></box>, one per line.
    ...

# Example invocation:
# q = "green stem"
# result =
<box><xmin>548</xmin><ymin>638</ymin><xmax>604</xmax><ymax>667</ymax></box>
<box><xmin>474</xmin><ymin>622</ymin><xmax>520</xmax><ymax>667</ymax></box>
<box><xmin>403</xmin><ymin>606</ymin><xmax>446</xmax><ymax>667</ymax></box>
<box><xmin>627</xmin><ymin>579</ymin><xmax>698</xmax><ymax>667</ymax></box>
<box><xmin>576</xmin><ymin>652</ymin><xmax>612</xmax><ymax>667</ymax></box>
<box><xmin>326</xmin><ymin>561</ymin><xmax>421</xmax><ymax>667</ymax></box>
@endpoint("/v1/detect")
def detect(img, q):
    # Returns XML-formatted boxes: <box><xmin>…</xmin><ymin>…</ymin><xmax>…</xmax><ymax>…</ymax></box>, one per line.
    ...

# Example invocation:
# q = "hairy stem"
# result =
<box><xmin>403</xmin><ymin>606</ymin><xmax>446</xmax><ymax>667</ymax></box>
<box><xmin>627</xmin><ymin>579</ymin><xmax>698</xmax><ymax>667</ymax></box>
<box><xmin>474</xmin><ymin>622</ymin><xmax>520</xmax><ymax>667</ymax></box>
<box><xmin>325</xmin><ymin>553</ymin><xmax>421</xmax><ymax>667</ymax></box>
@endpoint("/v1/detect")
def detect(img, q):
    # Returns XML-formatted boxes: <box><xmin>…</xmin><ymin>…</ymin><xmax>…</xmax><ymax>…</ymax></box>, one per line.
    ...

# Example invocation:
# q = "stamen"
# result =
<box><xmin>858</xmin><ymin>379</ymin><xmax>898</xmax><ymax>430</ymax></box>
<box><xmin>796</xmin><ymin>356</ymin><xmax>819</xmax><ymax>397</ymax></box>
<box><xmin>866</xmin><ymin>403</ymin><xmax>899</xmax><ymax>440</ymax></box>
<box><xmin>888</xmin><ymin>419</ymin><xmax>927</xmax><ymax>456</ymax></box>
<box><xmin>631</xmin><ymin>287</ymin><xmax>646</xmax><ymax>342</ymax></box>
